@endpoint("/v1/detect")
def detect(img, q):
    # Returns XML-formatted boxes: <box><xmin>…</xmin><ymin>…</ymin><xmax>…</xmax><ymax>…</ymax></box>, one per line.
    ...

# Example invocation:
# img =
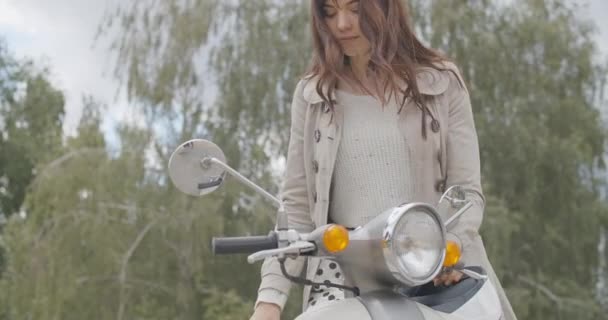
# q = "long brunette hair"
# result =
<box><xmin>308</xmin><ymin>0</ymin><xmax>453</xmax><ymax>138</ymax></box>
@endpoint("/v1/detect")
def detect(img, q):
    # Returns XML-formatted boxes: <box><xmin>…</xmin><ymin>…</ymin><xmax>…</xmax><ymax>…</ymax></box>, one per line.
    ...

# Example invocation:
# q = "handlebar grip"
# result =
<box><xmin>212</xmin><ymin>232</ymin><xmax>278</xmax><ymax>255</ymax></box>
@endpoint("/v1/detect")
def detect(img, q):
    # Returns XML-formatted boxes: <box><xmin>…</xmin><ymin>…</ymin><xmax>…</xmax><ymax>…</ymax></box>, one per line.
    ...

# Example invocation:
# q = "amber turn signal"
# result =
<box><xmin>443</xmin><ymin>240</ymin><xmax>461</xmax><ymax>268</ymax></box>
<box><xmin>323</xmin><ymin>224</ymin><xmax>349</xmax><ymax>253</ymax></box>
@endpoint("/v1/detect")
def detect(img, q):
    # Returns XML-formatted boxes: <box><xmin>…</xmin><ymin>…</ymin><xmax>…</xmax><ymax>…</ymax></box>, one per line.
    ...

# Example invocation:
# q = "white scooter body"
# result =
<box><xmin>167</xmin><ymin>139</ymin><xmax>504</xmax><ymax>320</ymax></box>
<box><xmin>296</xmin><ymin>277</ymin><xmax>502</xmax><ymax>320</ymax></box>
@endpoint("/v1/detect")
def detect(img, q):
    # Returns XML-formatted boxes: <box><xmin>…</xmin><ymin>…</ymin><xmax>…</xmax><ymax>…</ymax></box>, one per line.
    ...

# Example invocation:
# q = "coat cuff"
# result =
<box><xmin>256</xmin><ymin>272</ymin><xmax>292</xmax><ymax>311</ymax></box>
<box><xmin>255</xmin><ymin>288</ymin><xmax>289</xmax><ymax>311</ymax></box>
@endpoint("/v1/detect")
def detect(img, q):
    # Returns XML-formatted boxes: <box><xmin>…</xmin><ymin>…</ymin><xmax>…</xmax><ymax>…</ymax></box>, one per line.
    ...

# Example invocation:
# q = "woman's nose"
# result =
<box><xmin>336</xmin><ymin>12</ymin><xmax>353</xmax><ymax>31</ymax></box>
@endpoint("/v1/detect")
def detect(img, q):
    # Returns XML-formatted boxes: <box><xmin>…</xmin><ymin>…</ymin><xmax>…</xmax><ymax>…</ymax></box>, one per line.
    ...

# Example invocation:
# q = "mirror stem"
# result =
<box><xmin>445</xmin><ymin>202</ymin><xmax>473</xmax><ymax>229</ymax></box>
<box><xmin>203</xmin><ymin>157</ymin><xmax>282</xmax><ymax>209</ymax></box>
<box><xmin>202</xmin><ymin>157</ymin><xmax>289</xmax><ymax>240</ymax></box>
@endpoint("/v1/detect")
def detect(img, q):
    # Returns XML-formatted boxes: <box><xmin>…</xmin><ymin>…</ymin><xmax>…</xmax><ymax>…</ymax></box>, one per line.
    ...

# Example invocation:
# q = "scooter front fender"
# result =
<box><xmin>295</xmin><ymin>294</ymin><xmax>432</xmax><ymax>320</ymax></box>
<box><xmin>295</xmin><ymin>293</ymin><xmax>457</xmax><ymax>320</ymax></box>
<box><xmin>295</xmin><ymin>298</ymin><xmax>372</xmax><ymax>320</ymax></box>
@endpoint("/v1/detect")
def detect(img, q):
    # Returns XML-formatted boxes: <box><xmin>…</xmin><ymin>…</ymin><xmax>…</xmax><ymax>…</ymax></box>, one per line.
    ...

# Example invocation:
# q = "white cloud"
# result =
<box><xmin>0</xmin><ymin>1</ymin><xmax>32</xmax><ymax>33</ymax></box>
<box><xmin>0</xmin><ymin>0</ymin><xmax>129</xmax><ymax>144</ymax></box>
<box><xmin>581</xmin><ymin>0</ymin><xmax>608</xmax><ymax>54</ymax></box>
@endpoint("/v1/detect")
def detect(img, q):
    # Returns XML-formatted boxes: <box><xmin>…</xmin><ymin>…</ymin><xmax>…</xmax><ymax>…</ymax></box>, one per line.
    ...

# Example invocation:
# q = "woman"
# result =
<box><xmin>251</xmin><ymin>0</ymin><xmax>517</xmax><ymax>319</ymax></box>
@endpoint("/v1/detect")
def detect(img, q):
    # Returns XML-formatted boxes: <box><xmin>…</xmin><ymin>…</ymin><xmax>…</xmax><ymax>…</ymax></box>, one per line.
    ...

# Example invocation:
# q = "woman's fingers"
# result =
<box><xmin>433</xmin><ymin>273</ymin><xmax>446</xmax><ymax>286</ymax></box>
<box><xmin>444</xmin><ymin>270</ymin><xmax>463</xmax><ymax>285</ymax></box>
<box><xmin>433</xmin><ymin>270</ymin><xmax>463</xmax><ymax>286</ymax></box>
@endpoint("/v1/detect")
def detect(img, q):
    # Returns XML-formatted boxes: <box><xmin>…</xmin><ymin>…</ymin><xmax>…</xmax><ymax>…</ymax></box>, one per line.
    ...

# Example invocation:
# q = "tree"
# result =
<box><xmin>1</xmin><ymin>96</ymin><xmax>258</xmax><ymax>319</ymax></box>
<box><xmin>98</xmin><ymin>0</ymin><xmax>608</xmax><ymax>318</ymax></box>
<box><xmin>3</xmin><ymin>0</ymin><xmax>606</xmax><ymax>319</ymax></box>
<box><xmin>98</xmin><ymin>0</ymin><xmax>311</xmax><ymax>317</ymax></box>
<box><xmin>0</xmin><ymin>39</ymin><xmax>65</xmax><ymax>283</ymax></box>
<box><xmin>413</xmin><ymin>0</ymin><xmax>608</xmax><ymax>318</ymax></box>
<box><xmin>0</xmin><ymin>39</ymin><xmax>65</xmax><ymax>219</ymax></box>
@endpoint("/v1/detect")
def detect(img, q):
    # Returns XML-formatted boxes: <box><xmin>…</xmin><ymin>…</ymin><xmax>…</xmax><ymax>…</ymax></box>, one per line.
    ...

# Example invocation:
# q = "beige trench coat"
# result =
<box><xmin>256</xmin><ymin>61</ymin><xmax>517</xmax><ymax>320</ymax></box>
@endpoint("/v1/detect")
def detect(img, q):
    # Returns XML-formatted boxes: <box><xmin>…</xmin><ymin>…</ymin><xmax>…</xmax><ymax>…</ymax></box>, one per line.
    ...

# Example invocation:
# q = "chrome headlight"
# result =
<box><xmin>383</xmin><ymin>203</ymin><xmax>446</xmax><ymax>287</ymax></box>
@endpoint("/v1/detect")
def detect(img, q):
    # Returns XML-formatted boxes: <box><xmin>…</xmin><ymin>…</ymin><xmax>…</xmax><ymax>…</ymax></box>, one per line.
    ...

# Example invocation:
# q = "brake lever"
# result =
<box><xmin>444</xmin><ymin>262</ymin><xmax>488</xmax><ymax>281</ymax></box>
<box><xmin>247</xmin><ymin>241</ymin><xmax>316</xmax><ymax>264</ymax></box>
<box><xmin>459</xmin><ymin>268</ymin><xmax>488</xmax><ymax>280</ymax></box>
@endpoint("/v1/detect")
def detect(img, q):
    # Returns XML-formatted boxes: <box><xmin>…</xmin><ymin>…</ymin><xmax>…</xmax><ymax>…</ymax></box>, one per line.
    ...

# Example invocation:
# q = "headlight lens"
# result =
<box><xmin>384</xmin><ymin>204</ymin><xmax>445</xmax><ymax>286</ymax></box>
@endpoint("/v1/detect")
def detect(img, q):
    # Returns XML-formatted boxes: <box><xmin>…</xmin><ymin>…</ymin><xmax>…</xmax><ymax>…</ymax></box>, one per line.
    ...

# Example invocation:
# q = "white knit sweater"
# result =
<box><xmin>256</xmin><ymin>90</ymin><xmax>416</xmax><ymax>308</ymax></box>
<box><xmin>329</xmin><ymin>90</ymin><xmax>414</xmax><ymax>228</ymax></box>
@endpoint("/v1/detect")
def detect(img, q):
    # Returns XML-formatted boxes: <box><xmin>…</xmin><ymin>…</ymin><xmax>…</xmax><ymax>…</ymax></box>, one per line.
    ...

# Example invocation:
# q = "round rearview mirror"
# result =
<box><xmin>168</xmin><ymin>139</ymin><xmax>227</xmax><ymax>196</ymax></box>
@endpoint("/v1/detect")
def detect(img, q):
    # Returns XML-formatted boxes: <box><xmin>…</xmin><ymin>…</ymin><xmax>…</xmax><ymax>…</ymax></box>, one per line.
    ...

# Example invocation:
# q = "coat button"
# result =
<box><xmin>435</xmin><ymin>180</ymin><xmax>446</xmax><ymax>193</ymax></box>
<box><xmin>313</xmin><ymin>191</ymin><xmax>318</xmax><ymax>203</ymax></box>
<box><xmin>322</xmin><ymin>103</ymin><xmax>331</xmax><ymax>113</ymax></box>
<box><xmin>431</xmin><ymin>119</ymin><xmax>440</xmax><ymax>133</ymax></box>
<box><xmin>314</xmin><ymin>129</ymin><xmax>321</xmax><ymax>143</ymax></box>
<box><xmin>312</xmin><ymin>160</ymin><xmax>319</xmax><ymax>173</ymax></box>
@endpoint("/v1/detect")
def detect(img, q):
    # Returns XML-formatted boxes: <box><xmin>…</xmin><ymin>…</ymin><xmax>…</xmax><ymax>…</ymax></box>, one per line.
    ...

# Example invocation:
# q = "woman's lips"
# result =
<box><xmin>339</xmin><ymin>36</ymin><xmax>359</xmax><ymax>41</ymax></box>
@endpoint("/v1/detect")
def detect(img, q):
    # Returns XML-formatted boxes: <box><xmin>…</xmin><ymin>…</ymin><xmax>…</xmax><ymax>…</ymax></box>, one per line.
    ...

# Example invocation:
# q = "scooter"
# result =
<box><xmin>168</xmin><ymin>139</ymin><xmax>502</xmax><ymax>320</ymax></box>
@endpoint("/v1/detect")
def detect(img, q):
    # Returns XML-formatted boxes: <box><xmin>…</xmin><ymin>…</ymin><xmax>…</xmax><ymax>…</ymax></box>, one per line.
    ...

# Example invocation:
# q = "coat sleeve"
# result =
<box><xmin>255</xmin><ymin>79</ymin><xmax>316</xmax><ymax>311</ymax></box>
<box><xmin>443</xmin><ymin>67</ymin><xmax>486</xmax><ymax>267</ymax></box>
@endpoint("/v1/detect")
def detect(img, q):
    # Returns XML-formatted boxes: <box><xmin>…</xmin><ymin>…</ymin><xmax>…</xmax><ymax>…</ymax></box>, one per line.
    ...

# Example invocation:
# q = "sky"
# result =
<box><xmin>576</xmin><ymin>1</ymin><xmax>608</xmax><ymax>55</ymax></box>
<box><xmin>0</xmin><ymin>0</ymin><xmax>125</xmax><ymax>139</ymax></box>
<box><xmin>0</xmin><ymin>0</ymin><xmax>607</xmax><ymax>140</ymax></box>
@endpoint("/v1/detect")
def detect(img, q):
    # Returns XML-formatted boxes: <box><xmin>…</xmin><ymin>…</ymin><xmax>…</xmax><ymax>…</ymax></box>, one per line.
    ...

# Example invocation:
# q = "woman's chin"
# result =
<box><xmin>342</xmin><ymin>45</ymin><xmax>371</xmax><ymax>59</ymax></box>
<box><xmin>343</xmin><ymin>49</ymin><xmax>364</xmax><ymax>58</ymax></box>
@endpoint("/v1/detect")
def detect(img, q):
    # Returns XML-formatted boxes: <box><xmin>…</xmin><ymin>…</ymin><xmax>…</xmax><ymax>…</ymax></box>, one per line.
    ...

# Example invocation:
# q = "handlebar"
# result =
<box><xmin>212</xmin><ymin>232</ymin><xmax>278</xmax><ymax>255</ymax></box>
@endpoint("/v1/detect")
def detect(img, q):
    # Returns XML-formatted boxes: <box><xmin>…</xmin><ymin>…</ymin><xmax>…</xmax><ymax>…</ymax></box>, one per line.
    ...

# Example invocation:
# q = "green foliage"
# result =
<box><xmin>1</xmin><ymin>101</ymin><xmax>245</xmax><ymax>319</ymax></box>
<box><xmin>0</xmin><ymin>39</ymin><xmax>66</xmax><ymax>284</ymax></box>
<box><xmin>0</xmin><ymin>40</ymin><xmax>65</xmax><ymax>219</ymax></box>
<box><xmin>414</xmin><ymin>0</ymin><xmax>608</xmax><ymax>318</ymax></box>
<box><xmin>209</xmin><ymin>1</ymin><xmax>311</xmax><ymax>167</ymax></box>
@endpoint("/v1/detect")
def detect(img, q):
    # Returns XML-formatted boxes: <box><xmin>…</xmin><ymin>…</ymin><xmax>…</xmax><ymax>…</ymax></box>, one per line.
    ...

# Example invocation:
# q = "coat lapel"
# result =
<box><xmin>300</xmin><ymin>66</ymin><xmax>451</xmax><ymax>227</ymax></box>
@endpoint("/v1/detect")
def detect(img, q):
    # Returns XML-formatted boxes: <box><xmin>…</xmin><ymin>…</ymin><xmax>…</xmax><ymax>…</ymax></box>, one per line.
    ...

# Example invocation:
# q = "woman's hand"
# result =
<box><xmin>433</xmin><ymin>269</ymin><xmax>464</xmax><ymax>286</ymax></box>
<box><xmin>250</xmin><ymin>302</ymin><xmax>281</xmax><ymax>320</ymax></box>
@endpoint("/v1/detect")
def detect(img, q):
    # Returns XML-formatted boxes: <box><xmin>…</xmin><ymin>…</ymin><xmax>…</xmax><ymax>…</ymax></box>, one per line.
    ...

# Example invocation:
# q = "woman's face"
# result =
<box><xmin>323</xmin><ymin>0</ymin><xmax>371</xmax><ymax>58</ymax></box>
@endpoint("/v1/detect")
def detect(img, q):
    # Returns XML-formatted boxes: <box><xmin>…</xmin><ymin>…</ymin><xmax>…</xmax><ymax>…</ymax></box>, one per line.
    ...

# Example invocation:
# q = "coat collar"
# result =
<box><xmin>302</xmin><ymin>65</ymin><xmax>451</xmax><ymax>105</ymax></box>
